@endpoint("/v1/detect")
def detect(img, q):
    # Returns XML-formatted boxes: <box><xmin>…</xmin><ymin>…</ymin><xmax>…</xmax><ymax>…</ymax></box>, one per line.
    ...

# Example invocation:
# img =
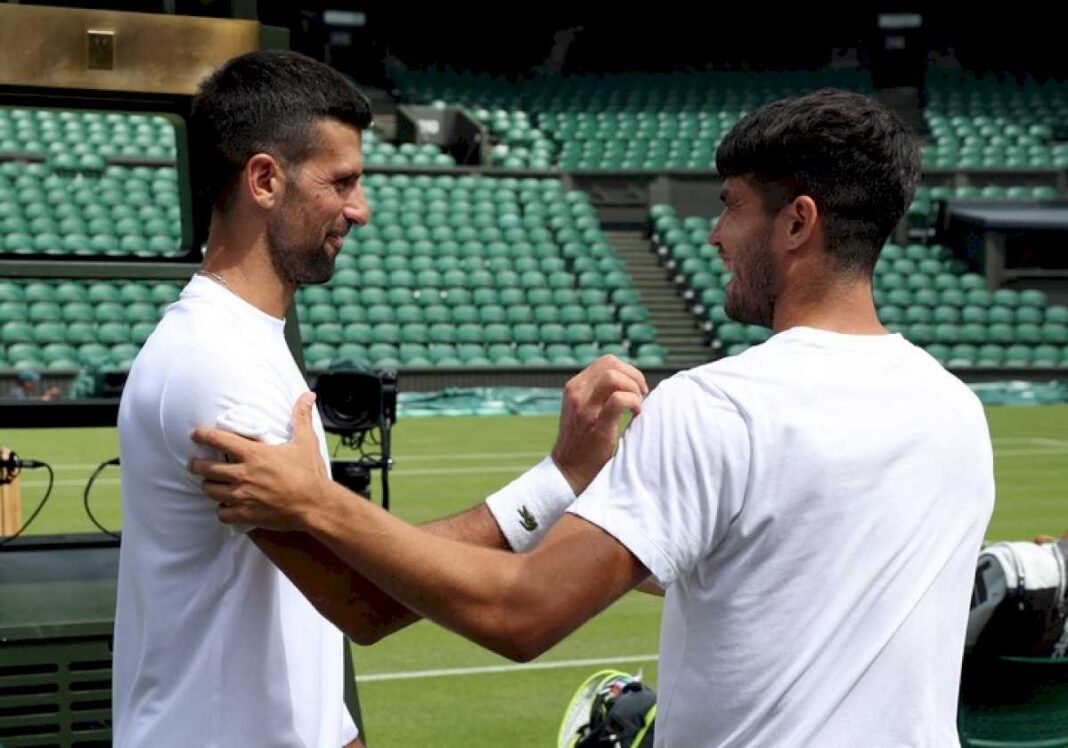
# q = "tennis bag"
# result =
<box><xmin>967</xmin><ymin>539</ymin><xmax>1067</xmax><ymax>657</ymax></box>
<box><xmin>558</xmin><ymin>670</ymin><xmax>656</xmax><ymax>748</ymax></box>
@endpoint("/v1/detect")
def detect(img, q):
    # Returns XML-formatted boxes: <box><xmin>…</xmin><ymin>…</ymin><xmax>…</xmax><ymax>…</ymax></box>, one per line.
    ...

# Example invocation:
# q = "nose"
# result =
<box><xmin>343</xmin><ymin>183</ymin><xmax>370</xmax><ymax>227</ymax></box>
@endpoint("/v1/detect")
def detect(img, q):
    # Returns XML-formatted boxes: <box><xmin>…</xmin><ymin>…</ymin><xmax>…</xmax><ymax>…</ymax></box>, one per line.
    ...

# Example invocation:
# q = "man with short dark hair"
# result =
<box><xmin>114</xmin><ymin>49</ymin><xmax>376</xmax><ymax>748</ymax></box>
<box><xmin>191</xmin><ymin>88</ymin><xmax>995</xmax><ymax>746</ymax></box>
<box><xmin>6</xmin><ymin>369</ymin><xmax>61</xmax><ymax>400</ymax></box>
<box><xmin>114</xmin><ymin>50</ymin><xmax>645</xmax><ymax>746</ymax></box>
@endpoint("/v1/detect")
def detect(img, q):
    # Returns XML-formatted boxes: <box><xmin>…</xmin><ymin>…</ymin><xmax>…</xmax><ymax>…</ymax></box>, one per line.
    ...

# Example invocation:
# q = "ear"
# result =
<box><xmin>782</xmin><ymin>195</ymin><xmax>819</xmax><ymax>252</ymax></box>
<box><xmin>243</xmin><ymin>153</ymin><xmax>286</xmax><ymax>210</ymax></box>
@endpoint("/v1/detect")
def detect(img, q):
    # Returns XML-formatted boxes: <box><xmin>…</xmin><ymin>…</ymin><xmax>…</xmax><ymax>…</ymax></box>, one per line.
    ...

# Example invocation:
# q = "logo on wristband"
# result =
<box><xmin>518</xmin><ymin>505</ymin><xmax>538</xmax><ymax>532</ymax></box>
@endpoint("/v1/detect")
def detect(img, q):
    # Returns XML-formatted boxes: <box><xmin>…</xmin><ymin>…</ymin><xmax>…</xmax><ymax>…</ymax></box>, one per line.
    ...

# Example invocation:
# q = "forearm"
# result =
<box><xmin>255</xmin><ymin>496</ymin><xmax>511</xmax><ymax>646</ymax></box>
<box><xmin>302</xmin><ymin>483</ymin><xmax>556</xmax><ymax>660</ymax></box>
<box><xmin>252</xmin><ymin>529</ymin><xmax>410</xmax><ymax>645</ymax></box>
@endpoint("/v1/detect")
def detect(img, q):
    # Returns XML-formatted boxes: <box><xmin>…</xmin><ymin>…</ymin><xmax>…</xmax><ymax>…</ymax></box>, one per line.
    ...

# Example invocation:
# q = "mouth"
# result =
<box><xmin>325</xmin><ymin>234</ymin><xmax>344</xmax><ymax>251</ymax></box>
<box><xmin>327</xmin><ymin>223</ymin><xmax>352</xmax><ymax>243</ymax></box>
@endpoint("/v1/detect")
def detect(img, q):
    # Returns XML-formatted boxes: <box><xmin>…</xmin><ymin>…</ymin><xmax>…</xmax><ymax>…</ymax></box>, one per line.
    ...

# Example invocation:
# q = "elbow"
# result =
<box><xmin>483</xmin><ymin>634</ymin><xmax>546</xmax><ymax>663</ymax></box>
<box><xmin>345</xmin><ymin>615</ymin><xmax>413</xmax><ymax>647</ymax></box>
<box><xmin>488</xmin><ymin>635</ymin><xmax>542</xmax><ymax>663</ymax></box>
<box><xmin>478</xmin><ymin>606</ymin><xmax>557</xmax><ymax>663</ymax></box>
<box><xmin>347</xmin><ymin>627</ymin><xmax>385</xmax><ymax>647</ymax></box>
<box><xmin>317</xmin><ymin>606</ymin><xmax>389</xmax><ymax>647</ymax></box>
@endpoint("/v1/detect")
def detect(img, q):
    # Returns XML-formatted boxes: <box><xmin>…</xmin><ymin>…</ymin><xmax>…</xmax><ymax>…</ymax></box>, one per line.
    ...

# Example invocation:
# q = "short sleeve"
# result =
<box><xmin>157</xmin><ymin>338</ymin><xmax>297</xmax><ymax>532</ymax></box>
<box><xmin>567</xmin><ymin>373</ymin><xmax>750</xmax><ymax>587</ymax></box>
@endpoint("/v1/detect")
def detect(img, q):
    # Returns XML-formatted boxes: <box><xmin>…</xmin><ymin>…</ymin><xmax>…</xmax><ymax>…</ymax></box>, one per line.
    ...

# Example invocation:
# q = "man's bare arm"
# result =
<box><xmin>250</xmin><ymin>503</ymin><xmax>508</xmax><ymax>645</ymax></box>
<box><xmin>195</xmin><ymin>356</ymin><xmax>648</xmax><ymax>644</ymax></box>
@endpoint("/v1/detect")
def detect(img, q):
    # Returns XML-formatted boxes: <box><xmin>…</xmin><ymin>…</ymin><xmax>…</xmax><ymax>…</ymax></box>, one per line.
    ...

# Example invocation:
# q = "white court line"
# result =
<box><xmin>20</xmin><ymin>464</ymin><xmax>538</xmax><ymax>488</ymax></box>
<box><xmin>993</xmin><ymin>437</ymin><xmax>1068</xmax><ymax>446</ymax></box>
<box><xmin>33</xmin><ymin>441</ymin><xmax>1068</xmax><ymax>473</ymax></box>
<box><xmin>993</xmin><ymin>497</ymin><xmax>1068</xmax><ymax>507</ymax></box>
<box><xmin>26</xmin><ymin>448</ymin><xmax>1068</xmax><ymax>487</ymax></box>
<box><xmin>355</xmin><ymin>654</ymin><xmax>659</xmax><ymax>683</ymax></box>
<box><xmin>1031</xmin><ymin>438</ymin><xmax>1068</xmax><ymax>447</ymax></box>
<box><xmin>36</xmin><ymin>452</ymin><xmax>547</xmax><ymax>472</ymax></box>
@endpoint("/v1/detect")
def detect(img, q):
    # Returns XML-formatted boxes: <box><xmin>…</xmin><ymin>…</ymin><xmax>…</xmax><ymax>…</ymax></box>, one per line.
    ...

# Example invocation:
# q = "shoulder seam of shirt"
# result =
<box><xmin>156</xmin><ymin>332</ymin><xmax>277</xmax><ymax>468</ymax></box>
<box><xmin>672</xmin><ymin>368</ymin><xmax>749</xmax><ymax>421</ymax></box>
<box><xmin>671</xmin><ymin>368</ymin><xmax>755</xmax><ymax>538</ymax></box>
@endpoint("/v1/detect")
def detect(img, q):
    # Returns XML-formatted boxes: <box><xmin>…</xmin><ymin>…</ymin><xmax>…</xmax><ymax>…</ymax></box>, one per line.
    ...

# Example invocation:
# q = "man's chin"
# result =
<box><xmin>724</xmin><ymin>291</ymin><xmax>759</xmax><ymax>326</ymax></box>
<box><xmin>292</xmin><ymin>252</ymin><xmax>336</xmax><ymax>286</ymax></box>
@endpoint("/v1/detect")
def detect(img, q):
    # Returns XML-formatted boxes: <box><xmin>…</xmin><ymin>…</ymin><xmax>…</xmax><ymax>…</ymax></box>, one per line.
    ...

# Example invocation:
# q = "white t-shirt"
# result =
<box><xmin>113</xmin><ymin>275</ymin><xmax>358</xmax><ymax>747</ymax></box>
<box><xmin>570</xmin><ymin>327</ymin><xmax>995</xmax><ymax>748</ymax></box>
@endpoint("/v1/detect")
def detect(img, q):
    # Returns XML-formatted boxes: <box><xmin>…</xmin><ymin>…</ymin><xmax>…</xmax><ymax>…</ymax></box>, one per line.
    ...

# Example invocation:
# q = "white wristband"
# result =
<box><xmin>485</xmin><ymin>456</ymin><xmax>576</xmax><ymax>552</ymax></box>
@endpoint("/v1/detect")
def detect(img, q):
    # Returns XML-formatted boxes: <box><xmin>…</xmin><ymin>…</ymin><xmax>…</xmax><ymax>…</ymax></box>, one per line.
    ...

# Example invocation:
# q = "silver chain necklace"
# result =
<box><xmin>198</xmin><ymin>269</ymin><xmax>237</xmax><ymax>295</ymax></box>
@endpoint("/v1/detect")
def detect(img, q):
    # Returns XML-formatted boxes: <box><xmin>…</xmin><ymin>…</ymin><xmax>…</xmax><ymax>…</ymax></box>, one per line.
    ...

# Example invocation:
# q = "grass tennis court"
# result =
<box><xmin>5</xmin><ymin>404</ymin><xmax>1067</xmax><ymax>746</ymax></box>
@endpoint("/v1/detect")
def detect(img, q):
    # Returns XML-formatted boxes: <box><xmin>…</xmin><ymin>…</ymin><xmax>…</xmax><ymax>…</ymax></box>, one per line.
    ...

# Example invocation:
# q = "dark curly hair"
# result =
<box><xmin>716</xmin><ymin>88</ymin><xmax>920</xmax><ymax>274</ymax></box>
<box><xmin>191</xmin><ymin>49</ymin><xmax>372</xmax><ymax>213</ymax></box>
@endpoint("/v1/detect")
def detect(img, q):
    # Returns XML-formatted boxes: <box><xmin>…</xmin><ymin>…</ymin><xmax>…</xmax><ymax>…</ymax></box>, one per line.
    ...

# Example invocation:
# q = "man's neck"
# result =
<box><xmin>201</xmin><ymin>217</ymin><xmax>293</xmax><ymax>319</ymax></box>
<box><xmin>772</xmin><ymin>274</ymin><xmax>886</xmax><ymax>336</ymax></box>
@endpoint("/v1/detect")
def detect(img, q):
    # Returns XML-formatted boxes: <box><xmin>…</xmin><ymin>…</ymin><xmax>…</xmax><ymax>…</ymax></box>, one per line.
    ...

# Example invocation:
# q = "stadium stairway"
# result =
<box><xmin>603</xmin><ymin>229</ymin><xmax>711</xmax><ymax>366</ymax></box>
<box><xmin>877</xmin><ymin>87</ymin><xmax>926</xmax><ymax>137</ymax></box>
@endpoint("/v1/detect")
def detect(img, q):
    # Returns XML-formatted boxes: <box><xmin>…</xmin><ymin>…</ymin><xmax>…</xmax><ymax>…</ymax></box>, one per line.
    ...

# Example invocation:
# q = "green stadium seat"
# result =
<box><xmin>991</xmin><ymin>289</ymin><xmax>1020</xmax><ymax>308</ymax></box>
<box><xmin>479</xmin><ymin>305</ymin><xmax>507</xmax><ymax>325</ymax></box>
<box><xmin>1015</xmin><ymin>323</ymin><xmax>1042</xmax><ymax>345</ymax></box>
<box><xmin>401</xmin><ymin>324</ymin><xmax>429</xmax><ymax>344</ymax></box>
<box><xmin>131</xmin><ymin>322</ymin><xmax>156</xmax><ymax>345</ymax></box>
<box><xmin>1031</xmin><ymin>345</ymin><xmax>1061</xmax><ymax>367</ymax></box>
<box><xmin>150</xmin><ymin>283</ymin><xmax>181</xmax><ymax>305</ymax></box>
<box><xmin>906</xmin><ymin>323</ymin><xmax>934</xmax><ymax>346</ymax></box>
<box><xmin>41</xmin><ymin>342</ymin><xmax>78</xmax><ymax>365</ymax></box>
<box><xmin>342</xmin><ymin>323</ymin><xmax>373</xmax><ymax>346</ymax></box>
<box><xmin>566</xmin><ymin>324</ymin><xmax>594</xmax><ymax>345</ymax></box>
<box><xmin>619</xmin><ymin>305</ymin><xmax>650</xmax><ymax>324</ymax></box>
<box><xmin>421</xmin><ymin>306</ymin><xmax>449</xmax><ymax>325</ymax></box>
<box><xmin>2</xmin><ymin>320</ymin><xmax>34</xmax><ymax>344</ymax></box>
<box><xmin>358</xmin><ymin>288</ymin><xmax>387</xmax><ymax>307</ymax></box>
<box><xmin>28</xmin><ymin>301</ymin><xmax>62</xmax><ymax>323</ymax></box>
<box><xmin>1041</xmin><ymin>323</ymin><xmax>1068</xmax><ymax>345</ymax></box>
<box><xmin>932</xmin><ymin>306</ymin><xmax>960</xmax><ymax>324</ymax></box>
<box><xmin>512</xmin><ymin>324</ymin><xmax>539</xmax><ymax>345</ymax></box>
<box><xmin>315</xmin><ymin>324</ymin><xmax>343</xmax><ymax>345</ymax></box>
<box><xmin>33</xmin><ymin>321</ymin><xmax>66</xmax><ymax>344</ymax></box>
<box><xmin>610</xmin><ymin>288</ymin><xmax>641</xmax><ymax>306</ymax></box>
<box><xmin>110</xmin><ymin>343</ymin><xmax>140</xmax><ymax>365</ymax></box>
<box><xmin>1019</xmin><ymin>289</ymin><xmax>1048</xmax><ymax>308</ymax></box>
<box><xmin>86</xmin><ymin>282</ymin><xmax>120</xmax><ymax>304</ymax></box>
<box><xmin>559</xmin><ymin>305</ymin><xmax>586</xmax><ymax>325</ymax></box>
<box><xmin>913</xmin><ymin>289</ymin><xmax>940</xmax><ymax>308</ymax></box>
<box><xmin>1003</xmin><ymin>344</ymin><xmax>1032</xmax><ymax>366</ymax></box>
<box><xmin>125</xmin><ymin>303</ymin><xmax>158</xmax><ymax>324</ymax></box>
<box><xmin>484</xmin><ymin>324</ymin><xmax>512</xmax><ymax>345</ymax></box>
<box><xmin>373</xmin><ymin>324</ymin><xmax>401</xmax><ymax>345</ymax></box>
<box><xmin>428</xmin><ymin>324</ymin><xmax>457</xmax><ymax>345</ymax></box>
<box><xmin>328</xmin><ymin>289</ymin><xmax>358</xmax><ymax>308</ymax></box>
<box><xmin>975</xmin><ymin>344</ymin><xmax>1004</xmax><ymax>366</ymax></box>
<box><xmin>964</xmin><ymin>289</ymin><xmax>992</xmax><ymax>307</ymax></box>
<box><xmin>98</xmin><ymin>321</ymin><xmax>131</xmax><ymax>344</ymax></box>
<box><xmin>960</xmin><ymin>306</ymin><xmax>987</xmax><ymax>325</ymax></box>
<box><xmin>880</xmin><ymin>306</ymin><xmax>904</xmax><ymax>325</ymax></box>
<box><xmin>626</xmin><ymin>323</ymin><xmax>657</xmax><ymax>345</ymax></box>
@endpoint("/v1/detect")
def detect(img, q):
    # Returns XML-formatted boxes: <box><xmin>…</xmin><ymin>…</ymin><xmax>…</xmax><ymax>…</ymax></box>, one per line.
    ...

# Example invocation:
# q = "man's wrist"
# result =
<box><xmin>485</xmin><ymin>456</ymin><xmax>576</xmax><ymax>552</ymax></box>
<box><xmin>549</xmin><ymin>450</ymin><xmax>587</xmax><ymax>496</ymax></box>
<box><xmin>299</xmin><ymin>477</ymin><xmax>350</xmax><ymax>535</ymax></box>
